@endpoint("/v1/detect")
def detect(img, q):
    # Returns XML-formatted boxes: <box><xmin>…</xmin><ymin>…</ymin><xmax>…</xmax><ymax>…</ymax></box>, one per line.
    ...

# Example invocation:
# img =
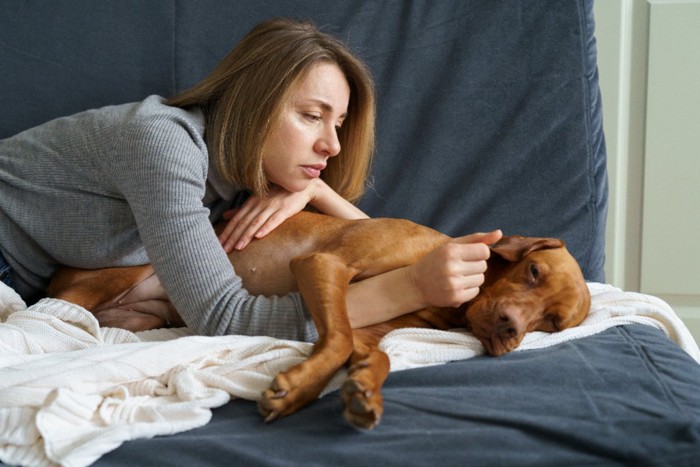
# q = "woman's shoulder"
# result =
<box><xmin>126</xmin><ymin>95</ymin><xmax>205</xmax><ymax>136</ymax></box>
<box><xmin>111</xmin><ymin>95</ymin><xmax>208</xmax><ymax>164</ymax></box>
<box><xmin>53</xmin><ymin>94</ymin><xmax>205</xmax><ymax>141</ymax></box>
<box><xmin>101</xmin><ymin>97</ymin><xmax>210</xmax><ymax>192</ymax></box>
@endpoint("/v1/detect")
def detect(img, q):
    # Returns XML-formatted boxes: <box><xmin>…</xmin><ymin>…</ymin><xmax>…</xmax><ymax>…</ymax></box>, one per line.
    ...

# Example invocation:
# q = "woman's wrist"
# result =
<box><xmin>308</xmin><ymin>179</ymin><xmax>368</xmax><ymax>220</ymax></box>
<box><xmin>346</xmin><ymin>265</ymin><xmax>425</xmax><ymax>328</ymax></box>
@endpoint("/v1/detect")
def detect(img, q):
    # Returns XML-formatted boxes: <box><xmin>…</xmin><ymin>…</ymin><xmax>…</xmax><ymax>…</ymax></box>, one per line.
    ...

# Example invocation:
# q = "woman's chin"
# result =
<box><xmin>275</xmin><ymin>178</ymin><xmax>314</xmax><ymax>194</ymax></box>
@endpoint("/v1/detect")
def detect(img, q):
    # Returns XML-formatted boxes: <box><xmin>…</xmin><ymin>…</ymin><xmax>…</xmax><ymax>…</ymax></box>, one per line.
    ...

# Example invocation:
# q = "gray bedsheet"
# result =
<box><xmin>96</xmin><ymin>325</ymin><xmax>700</xmax><ymax>466</ymax></box>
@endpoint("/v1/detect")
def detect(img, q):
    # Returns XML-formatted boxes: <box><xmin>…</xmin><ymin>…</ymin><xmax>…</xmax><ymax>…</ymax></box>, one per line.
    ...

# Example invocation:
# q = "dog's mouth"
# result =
<box><xmin>478</xmin><ymin>333</ymin><xmax>522</xmax><ymax>357</ymax></box>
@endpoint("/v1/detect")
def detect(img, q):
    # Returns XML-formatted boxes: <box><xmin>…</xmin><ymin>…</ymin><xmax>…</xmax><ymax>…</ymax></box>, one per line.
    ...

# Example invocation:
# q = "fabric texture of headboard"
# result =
<box><xmin>0</xmin><ymin>0</ymin><xmax>607</xmax><ymax>282</ymax></box>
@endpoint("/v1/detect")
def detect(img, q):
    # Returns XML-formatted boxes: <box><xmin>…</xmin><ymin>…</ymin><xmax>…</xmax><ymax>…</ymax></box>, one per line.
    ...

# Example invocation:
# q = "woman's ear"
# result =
<box><xmin>489</xmin><ymin>235</ymin><xmax>564</xmax><ymax>262</ymax></box>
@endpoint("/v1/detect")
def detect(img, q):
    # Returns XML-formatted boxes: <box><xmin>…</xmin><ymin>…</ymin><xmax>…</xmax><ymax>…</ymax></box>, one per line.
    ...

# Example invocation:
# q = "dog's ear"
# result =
<box><xmin>489</xmin><ymin>235</ymin><xmax>564</xmax><ymax>262</ymax></box>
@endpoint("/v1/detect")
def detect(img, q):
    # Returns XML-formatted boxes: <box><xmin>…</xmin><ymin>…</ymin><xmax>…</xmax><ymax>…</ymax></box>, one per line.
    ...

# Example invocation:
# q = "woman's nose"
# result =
<box><xmin>316</xmin><ymin>125</ymin><xmax>341</xmax><ymax>157</ymax></box>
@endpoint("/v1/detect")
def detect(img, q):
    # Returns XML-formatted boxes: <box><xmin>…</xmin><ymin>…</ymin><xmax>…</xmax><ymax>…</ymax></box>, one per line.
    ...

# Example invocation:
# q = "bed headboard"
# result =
<box><xmin>0</xmin><ymin>0</ymin><xmax>608</xmax><ymax>282</ymax></box>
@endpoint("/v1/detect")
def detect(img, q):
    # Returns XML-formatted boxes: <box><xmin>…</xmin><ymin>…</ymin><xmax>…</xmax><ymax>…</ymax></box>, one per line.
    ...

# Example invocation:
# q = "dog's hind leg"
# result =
<box><xmin>258</xmin><ymin>252</ymin><xmax>357</xmax><ymax>422</ymax></box>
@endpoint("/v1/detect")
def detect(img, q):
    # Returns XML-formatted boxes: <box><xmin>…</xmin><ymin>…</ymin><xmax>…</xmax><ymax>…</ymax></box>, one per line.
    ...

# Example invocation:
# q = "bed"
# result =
<box><xmin>2</xmin><ymin>1</ymin><xmax>700</xmax><ymax>465</ymax></box>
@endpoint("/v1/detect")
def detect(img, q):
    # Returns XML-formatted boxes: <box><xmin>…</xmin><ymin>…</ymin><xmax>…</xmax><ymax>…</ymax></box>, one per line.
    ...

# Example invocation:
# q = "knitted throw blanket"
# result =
<box><xmin>0</xmin><ymin>282</ymin><xmax>698</xmax><ymax>467</ymax></box>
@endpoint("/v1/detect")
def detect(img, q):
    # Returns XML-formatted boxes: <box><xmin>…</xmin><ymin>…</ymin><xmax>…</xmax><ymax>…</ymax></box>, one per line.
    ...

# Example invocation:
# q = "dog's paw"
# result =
<box><xmin>258</xmin><ymin>373</ymin><xmax>299</xmax><ymax>422</ymax></box>
<box><xmin>341</xmin><ymin>376</ymin><xmax>383</xmax><ymax>429</ymax></box>
<box><xmin>258</xmin><ymin>371</ymin><xmax>324</xmax><ymax>423</ymax></box>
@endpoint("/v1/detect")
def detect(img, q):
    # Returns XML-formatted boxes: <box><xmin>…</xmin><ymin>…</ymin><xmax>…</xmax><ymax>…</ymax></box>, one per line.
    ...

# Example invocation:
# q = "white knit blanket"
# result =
<box><xmin>0</xmin><ymin>282</ymin><xmax>698</xmax><ymax>467</ymax></box>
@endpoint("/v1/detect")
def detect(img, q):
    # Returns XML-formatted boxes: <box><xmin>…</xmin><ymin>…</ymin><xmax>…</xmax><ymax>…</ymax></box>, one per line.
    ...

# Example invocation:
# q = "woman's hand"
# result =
<box><xmin>346</xmin><ymin>229</ymin><xmax>503</xmax><ymax>328</ymax></box>
<box><xmin>218</xmin><ymin>179</ymin><xmax>367</xmax><ymax>252</ymax></box>
<box><xmin>218</xmin><ymin>185</ymin><xmax>312</xmax><ymax>252</ymax></box>
<box><xmin>408</xmin><ymin>230</ymin><xmax>503</xmax><ymax>308</ymax></box>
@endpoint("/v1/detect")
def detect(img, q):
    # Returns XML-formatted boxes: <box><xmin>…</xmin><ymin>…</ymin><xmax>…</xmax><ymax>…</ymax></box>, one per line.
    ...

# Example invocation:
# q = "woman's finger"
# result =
<box><xmin>220</xmin><ymin>200</ymin><xmax>266</xmax><ymax>251</ymax></box>
<box><xmin>230</xmin><ymin>207</ymin><xmax>278</xmax><ymax>250</ymax></box>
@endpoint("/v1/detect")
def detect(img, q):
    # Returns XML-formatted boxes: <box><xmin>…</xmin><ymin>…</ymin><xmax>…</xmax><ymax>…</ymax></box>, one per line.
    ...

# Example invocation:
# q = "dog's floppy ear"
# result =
<box><xmin>489</xmin><ymin>235</ymin><xmax>564</xmax><ymax>262</ymax></box>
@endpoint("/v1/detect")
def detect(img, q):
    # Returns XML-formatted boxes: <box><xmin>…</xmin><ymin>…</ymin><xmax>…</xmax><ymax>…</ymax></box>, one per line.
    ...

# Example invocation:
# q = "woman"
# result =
<box><xmin>0</xmin><ymin>19</ymin><xmax>500</xmax><ymax>341</ymax></box>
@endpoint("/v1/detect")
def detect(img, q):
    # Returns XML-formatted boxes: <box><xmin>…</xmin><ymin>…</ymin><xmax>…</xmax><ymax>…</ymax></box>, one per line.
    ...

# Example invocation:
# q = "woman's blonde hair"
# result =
<box><xmin>167</xmin><ymin>18</ymin><xmax>375</xmax><ymax>203</ymax></box>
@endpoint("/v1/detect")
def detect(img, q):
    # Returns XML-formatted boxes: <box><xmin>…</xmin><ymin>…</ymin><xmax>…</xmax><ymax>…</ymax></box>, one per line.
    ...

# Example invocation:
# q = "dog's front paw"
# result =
<box><xmin>258</xmin><ymin>370</ymin><xmax>324</xmax><ymax>422</ymax></box>
<box><xmin>258</xmin><ymin>373</ymin><xmax>299</xmax><ymax>422</ymax></box>
<box><xmin>341</xmin><ymin>367</ymin><xmax>383</xmax><ymax>429</ymax></box>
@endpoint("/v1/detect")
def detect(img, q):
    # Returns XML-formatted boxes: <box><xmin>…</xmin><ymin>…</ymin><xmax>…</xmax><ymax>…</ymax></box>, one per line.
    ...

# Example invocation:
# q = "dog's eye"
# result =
<box><xmin>528</xmin><ymin>263</ymin><xmax>540</xmax><ymax>284</ymax></box>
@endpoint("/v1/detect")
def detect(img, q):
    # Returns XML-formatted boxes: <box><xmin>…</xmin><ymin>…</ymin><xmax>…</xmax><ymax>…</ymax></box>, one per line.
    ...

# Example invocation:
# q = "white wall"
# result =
<box><xmin>594</xmin><ymin>0</ymin><xmax>700</xmax><ymax>341</ymax></box>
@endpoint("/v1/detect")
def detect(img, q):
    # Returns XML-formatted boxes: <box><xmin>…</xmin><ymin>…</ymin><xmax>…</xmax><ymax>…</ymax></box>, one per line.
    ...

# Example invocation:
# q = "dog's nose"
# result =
<box><xmin>495</xmin><ymin>308</ymin><xmax>524</xmax><ymax>338</ymax></box>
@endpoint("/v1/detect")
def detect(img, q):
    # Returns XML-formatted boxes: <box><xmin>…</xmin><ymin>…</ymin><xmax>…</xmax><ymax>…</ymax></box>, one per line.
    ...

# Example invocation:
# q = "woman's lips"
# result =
<box><xmin>302</xmin><ymin>164</ymin><xmax>326</xmax><ymax>178</ymax></box>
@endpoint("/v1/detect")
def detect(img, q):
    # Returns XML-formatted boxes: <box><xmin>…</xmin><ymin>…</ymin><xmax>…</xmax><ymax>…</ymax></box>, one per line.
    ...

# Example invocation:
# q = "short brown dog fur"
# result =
<box><xmin>48</xmin><ymin>211</ymin><xmax>590</xmax><ymax>429</ymax></box>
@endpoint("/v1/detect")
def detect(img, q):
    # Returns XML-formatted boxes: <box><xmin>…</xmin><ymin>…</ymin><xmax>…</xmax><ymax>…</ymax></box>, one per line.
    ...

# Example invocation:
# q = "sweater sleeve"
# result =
<box><xmin>104</xmin><ymin>107</ymin><xmax>318</xmax><ymax>342</ymax></box>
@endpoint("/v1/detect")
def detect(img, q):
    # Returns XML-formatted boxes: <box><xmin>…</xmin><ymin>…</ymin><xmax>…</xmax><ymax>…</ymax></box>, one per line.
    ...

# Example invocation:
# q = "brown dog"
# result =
<box><xmin>48</xmin><ymin>211</ymin><xmax>590</xmax><ymax>429</ymax></box>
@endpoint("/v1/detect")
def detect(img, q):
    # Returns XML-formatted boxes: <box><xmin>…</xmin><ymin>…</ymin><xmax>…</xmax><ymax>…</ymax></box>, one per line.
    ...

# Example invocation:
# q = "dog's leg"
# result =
<box><xmin>341</xmin><ymin>307</ymin><xmax>466</xmax><ymax>429</ymax></box>
<box><xmin>48</xmin><ymin>265</ymin><xmax>180</xmax><ymax>331</ymax></box>
<box><xmin>48</xmin><ymin>266</ymin><xmax>152</xmax><ymax>310</ymax></box>
<box><xmin>341</xmin><ymin>327</ymin><xmax>391</xmax><ymax>429</ymax></box>
<box><xmin>258</xmin><ymin>252</ymin><xmax>357</xmax><ymax>422</ymax></box>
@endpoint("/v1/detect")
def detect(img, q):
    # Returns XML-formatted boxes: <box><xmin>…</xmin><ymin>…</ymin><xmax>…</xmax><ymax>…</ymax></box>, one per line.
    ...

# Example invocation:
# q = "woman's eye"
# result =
<box><xmin>304</xmin><ymin>113</ymin><xmax>322</xmax><ymax>122</ymax></box>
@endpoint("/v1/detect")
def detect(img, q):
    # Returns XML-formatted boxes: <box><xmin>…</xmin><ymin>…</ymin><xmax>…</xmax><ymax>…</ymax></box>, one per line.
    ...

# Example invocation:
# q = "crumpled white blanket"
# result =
<box><xmin>0</xmin><ymin>281</ymin><xmax>698</xmax><ymax>467</ymax></box>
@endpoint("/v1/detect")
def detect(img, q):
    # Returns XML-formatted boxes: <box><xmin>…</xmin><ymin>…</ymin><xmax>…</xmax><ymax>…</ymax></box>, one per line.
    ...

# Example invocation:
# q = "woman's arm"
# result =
<box><xmin>111</xmin><ymin>111</ymin><xmax>319</xmax><ymax>342</ymax></box>
<box><xmin>346</xmin><ymin>230</ymin><xmax>502</xmax><ymax>328</ymax></box>
<box><xmin>219</xmin><ymin>178</ymin><xmax>366</xmax><ymax>252</ymax></box>
<box><xmin>306</xmin><ymin>178</ymin><xmax>368</xmax><ymax>220</ymax></box>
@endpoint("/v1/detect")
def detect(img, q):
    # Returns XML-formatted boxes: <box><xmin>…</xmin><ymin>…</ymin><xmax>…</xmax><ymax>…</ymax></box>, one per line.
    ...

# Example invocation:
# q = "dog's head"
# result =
<box><xmin>465</xmin><ymin>235</ymin><xmax>590</xmax><ymax>356</ymax></box>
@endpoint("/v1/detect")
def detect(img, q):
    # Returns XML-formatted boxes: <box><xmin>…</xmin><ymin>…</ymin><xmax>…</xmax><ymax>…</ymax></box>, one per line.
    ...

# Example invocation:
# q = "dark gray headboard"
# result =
<box><xmin>0</xmin><ymin>0</ymin><xmax>608</xmax><ymax>281</ymax></box>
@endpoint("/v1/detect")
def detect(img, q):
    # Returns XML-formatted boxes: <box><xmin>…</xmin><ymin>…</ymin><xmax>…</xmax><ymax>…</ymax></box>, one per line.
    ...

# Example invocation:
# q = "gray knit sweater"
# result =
<box><xmin>0</xmin><ymin>95</ymin><xmax>317</xmax><ymax>341</ymax></box>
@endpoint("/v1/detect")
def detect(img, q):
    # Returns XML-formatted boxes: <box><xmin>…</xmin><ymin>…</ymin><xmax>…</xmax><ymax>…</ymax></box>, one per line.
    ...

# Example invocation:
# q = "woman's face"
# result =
<box><xmin>262</xmin><ymin>62</ymin><xmax>350</xmax><ymax>193</ymax></box>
